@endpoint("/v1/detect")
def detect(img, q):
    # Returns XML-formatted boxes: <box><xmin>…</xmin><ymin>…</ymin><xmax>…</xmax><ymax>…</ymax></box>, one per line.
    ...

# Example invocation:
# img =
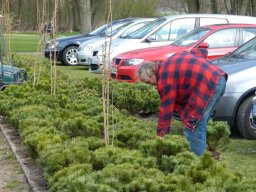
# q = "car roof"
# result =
<box><xmin>161</xmin><ymin>13</ymin><xmax>256</xmax><ymax>20</ymax></box>
<box><xmin>200</xmin><ymin>23</ymin><xmax>256</xmax><ymax>30</ymax></box>
<box><xmin>112</xmin><ymin>18</ymin><xmax>151</xmax><ymax>23</ymax></box>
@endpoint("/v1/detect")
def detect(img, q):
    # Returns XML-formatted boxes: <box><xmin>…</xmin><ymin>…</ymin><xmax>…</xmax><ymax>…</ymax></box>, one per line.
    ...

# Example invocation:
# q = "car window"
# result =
<box><xmin>89</xmin><ymin>24</ymin><xmax>107</xmax><ymax>35</ymax></box>
<box><xmin>124</xmin><ymin>18</ymin><xmax>166</xmax><ymax>39</ymax></box>
<box><xmin>172</xmin><ymin>28</ymin><xmax>210</xmax><ymax>46</ymax></box>
<box><xmin>241</xmin><ymin>28</ymin><xmax>256</xmax><ymax>44</ymax></box>
<box><xmin>199</xmin><ymin>18</ymin><xmax>228</xmax><ymax>26</ymax></box>
<box><xmin>151</xmin><ymin>18</ymin><xmax>196</xmax><ymax>41</ymax></box>
<box><xmin>101</xmin><ymin>22</ymin><xmax>133</xmax><ymax>37</ymax></box>
<box><xmin>231</xmin><ymin>37</ymin><xmax>256</xmax><ymax>59</ymax></box>
<box><xmin>204</xmin><ymin>28</ymin><xmax>236</xmax><ymax>48</ymax></box>
<box><xmin>119</xmin><ymin>22</ymin><xmax>151</xmax><ymax>38</ymax></box>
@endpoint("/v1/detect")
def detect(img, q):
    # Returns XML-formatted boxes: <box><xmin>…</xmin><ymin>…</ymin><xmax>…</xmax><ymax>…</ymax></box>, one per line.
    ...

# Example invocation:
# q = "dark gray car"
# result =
<box><xmin>44</xmin><ymin>18</ymin><xmax>138</xmax><ymax>66</ymax></box>
<box><xmin>212</xmin><ymin>37</ymin><xmax>256</xmax><ymax>139</ymax></box>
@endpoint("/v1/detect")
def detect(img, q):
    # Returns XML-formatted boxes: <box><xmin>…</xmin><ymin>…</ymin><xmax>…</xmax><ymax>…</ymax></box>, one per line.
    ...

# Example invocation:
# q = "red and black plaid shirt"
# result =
<box><xmin>155</xmin><ymin>48</ymin><xmax>227</xmax><ymax>137</ymax></box>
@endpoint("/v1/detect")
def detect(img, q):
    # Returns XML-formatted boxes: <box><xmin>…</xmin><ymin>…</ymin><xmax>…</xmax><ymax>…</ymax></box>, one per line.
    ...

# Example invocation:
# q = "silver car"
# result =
<box><xmin>76</xmin><ymin>18</ymin><xmax>155</xmax><ymax>70</ymax></box>
<box><xmin>212</xmin><ymin>36</ymin><xmax>256</xmax><ymax>139</ymax></box>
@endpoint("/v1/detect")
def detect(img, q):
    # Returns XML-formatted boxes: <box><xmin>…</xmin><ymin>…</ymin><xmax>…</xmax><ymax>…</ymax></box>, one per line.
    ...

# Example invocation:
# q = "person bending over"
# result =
<box><xmin>137</xmin><ymin>48</ymin><xmax>227</xmax><ymax>156</ymax></box>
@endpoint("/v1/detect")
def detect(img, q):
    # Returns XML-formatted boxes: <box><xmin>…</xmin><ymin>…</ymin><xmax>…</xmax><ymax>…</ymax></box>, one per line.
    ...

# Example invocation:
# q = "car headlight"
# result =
<box><xmin>83</xmin><ymin>44</ymin><xmax>93</xmax><ymax>52</ymax></box>
<box><xmin>48</xmin><ymin>40</ymin><xmax>58</xmax><ymax>49</ymax></box>
<box><xmin>123</xmin><ymin>59</ymin><xmax>144</xmax><ymax>66</ymax></box>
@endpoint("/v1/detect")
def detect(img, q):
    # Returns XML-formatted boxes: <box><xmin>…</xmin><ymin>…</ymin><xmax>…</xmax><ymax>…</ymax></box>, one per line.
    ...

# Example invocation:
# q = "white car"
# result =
<box><xmin>88</xmin><ymin>13</ymin><xmax>256</xmax><ymax>72</ymax></box>
<box><xmin>76</xmin><ymin>18</ymin><xmax>155</xmax><ymax>69</ymax></box>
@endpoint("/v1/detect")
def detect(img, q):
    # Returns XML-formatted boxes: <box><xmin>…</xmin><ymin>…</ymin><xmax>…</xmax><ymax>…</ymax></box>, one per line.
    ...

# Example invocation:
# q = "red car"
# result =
<box><xmin>110</xmin><ymin>23</ymin><xmax>256</xmax><ymax>82</ymax></box>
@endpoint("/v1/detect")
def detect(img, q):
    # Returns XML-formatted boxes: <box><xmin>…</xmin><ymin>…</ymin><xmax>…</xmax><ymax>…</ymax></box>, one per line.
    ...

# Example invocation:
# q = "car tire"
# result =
<box><xmin>62</xmin><ymin>46</ymin><xmax>78</xmax><ymax>66</ymax></box>
<box><xmin>236</xmin><ymin>95</ymin><xmax>256</xmax><ymax>139</ymax></box>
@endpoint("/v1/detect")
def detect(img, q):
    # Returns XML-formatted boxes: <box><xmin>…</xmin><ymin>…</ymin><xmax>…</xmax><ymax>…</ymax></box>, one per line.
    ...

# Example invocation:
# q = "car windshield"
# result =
<box><xmin>100</xmin><ymin>22</ymin><xmax>132</xmax><ymax>37</ymax></box>
<box><xmin>89</xmin><ymin>24</ymin><xmax>107</xmax><ymax>35</ymax></box>
<box><xmin>171</xmin><ymin>28</ymin><xmax>210</xmax><ymax>46</ymax></box>
<box><xmin>121</xmin><ymin>18</ymin><xmax>166</xmax><ymax>39</ymax></box>
<box><xmin>228</xmin><ymin>37</ymin><xmax>256</xmax><ymax>59</ymax></box>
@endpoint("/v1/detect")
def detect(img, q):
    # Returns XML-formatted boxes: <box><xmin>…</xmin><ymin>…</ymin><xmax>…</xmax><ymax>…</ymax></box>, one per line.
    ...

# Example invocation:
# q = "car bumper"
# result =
<box><xmin>110</xmin><ymin>65</ymin><xmax>138</xmax><ymax>83</ymax></box>
<box><xmin>44</xmin><ymin>50</ymin><xmax>62</xmax><ymax>61</ymax></box>
<box><xmin>77</xmin><ymin>51</ymin><xmax>92</xmax><ymax>66</ymax></box>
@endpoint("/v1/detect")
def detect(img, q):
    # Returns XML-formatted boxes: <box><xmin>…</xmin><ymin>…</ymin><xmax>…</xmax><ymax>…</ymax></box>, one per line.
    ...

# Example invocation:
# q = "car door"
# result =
<box><xmin>203</xmin><ymin>28</ymin><xmax>239</xmax><ymax>60</ymax></box>
<box><xmin>146</xmin><ymin>18</ymin><xmax>196</xmax><ymax>47</ymax></box>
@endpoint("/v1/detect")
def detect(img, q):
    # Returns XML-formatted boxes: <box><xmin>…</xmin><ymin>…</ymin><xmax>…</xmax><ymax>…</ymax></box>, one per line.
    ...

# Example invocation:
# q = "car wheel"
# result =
<box><xmin>236</xmin><ymin>95</ymin><xmax>256</xmax><ymax>139</ymax></box>
<box><xmin>62</xmin><ymin>46</ymin><xmax>78</xmax><ymax>66</ymax></box>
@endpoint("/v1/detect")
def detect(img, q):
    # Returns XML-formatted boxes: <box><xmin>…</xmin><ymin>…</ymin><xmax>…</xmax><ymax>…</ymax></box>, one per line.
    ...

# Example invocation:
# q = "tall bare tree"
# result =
<box><xmin>211</xmin><ymin>0</ymin><xmax>219</xmax><ymax>13</ymax></box>
<box><xmin>79</xmin><ymin>0</ymin><xmax>92</xmax><ymax>33</ymax></box>
<box><xmin>224</xmin><ymin>0</ymin><xmax>246</xmax><ymax>14</ymax></box>
<box><xmin>187</xmin><ymin>0</ymin><xmax>200</xmax><ymax>13</ymax></box>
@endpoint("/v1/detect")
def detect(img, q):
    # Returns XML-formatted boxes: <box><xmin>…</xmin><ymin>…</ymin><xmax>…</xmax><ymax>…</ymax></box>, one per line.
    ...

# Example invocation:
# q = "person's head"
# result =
<box><xmin>137</xmin><ymin>62</ymin><xmax>157</xmax><ymax>85</ymax></box>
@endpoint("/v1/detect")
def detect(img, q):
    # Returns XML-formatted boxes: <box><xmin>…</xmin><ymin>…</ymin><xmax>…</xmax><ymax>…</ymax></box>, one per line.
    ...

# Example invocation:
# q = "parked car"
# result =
<box><xmin>44</xmin><ymin>18</ymin><xmax>139</xmax><ymax>66</ymax></box>
<box><xmin>0</xmin><ymin>20</ymin><xmax>28</xmax><ymax>90</ymax></box>
<box><xmin>211</xmin><ymin>36</ymin><xmax>256</xmax><ymax>139</ymax></box>
<box><xmin>0</xmin><ymin>65</ymin><xmax>28</xmax><ymax>90</ymax></box>
<box><xmin>76</xmin><ymin>18</ymin><xmax>155</xmax><ymax>70</ymax></box>
<box><xmin>252</xmin><ymin>95</ymin><xmax>256</xmax><ymax>129</ymax></box>
<box><xmin>110</xmin><ymin>23</ymin><xmax>256</xmax><ymax>82</ymax></box>
<box><xmin>89</xmin><ymin>14</ymin><xmax>256</xmax><ymax>72</ymax></box>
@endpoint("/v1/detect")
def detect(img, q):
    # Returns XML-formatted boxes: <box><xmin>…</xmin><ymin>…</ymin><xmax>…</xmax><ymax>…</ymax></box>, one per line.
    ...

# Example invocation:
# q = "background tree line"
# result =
<box><xmin>0</xmin><ymin>0</ymin><xmax>256</xmax><ymax>33</ymax></box>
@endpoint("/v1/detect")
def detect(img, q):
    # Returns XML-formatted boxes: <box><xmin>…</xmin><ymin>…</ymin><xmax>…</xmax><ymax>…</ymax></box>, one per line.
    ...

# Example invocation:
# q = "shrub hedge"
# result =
<box><xmin>0</xmin><ymin>54</ymin><xmax>253</xmax><ymax>191</ymax></box>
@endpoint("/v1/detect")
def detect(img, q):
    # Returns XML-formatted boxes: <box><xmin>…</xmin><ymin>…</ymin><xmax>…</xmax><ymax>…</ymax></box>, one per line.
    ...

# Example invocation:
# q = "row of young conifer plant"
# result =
<box><xmin>0</xmin><ymin>54</ymin><xmax>254</xmax><ymax>192</ymax></box>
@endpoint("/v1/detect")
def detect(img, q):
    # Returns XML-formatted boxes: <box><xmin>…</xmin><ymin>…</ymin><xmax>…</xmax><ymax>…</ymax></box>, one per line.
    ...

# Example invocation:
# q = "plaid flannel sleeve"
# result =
<box><xmin>157</xmin><ymin>84</ymin><xmax>176</xmax><ymax>137</ymax></box>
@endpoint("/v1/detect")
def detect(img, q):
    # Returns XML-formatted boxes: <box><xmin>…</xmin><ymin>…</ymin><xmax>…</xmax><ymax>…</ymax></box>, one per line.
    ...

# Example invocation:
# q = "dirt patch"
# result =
<box><xmin>0</xmin><ymin>117</ymin><xmax>48</xmax><ymax>192</ymax></box>
<box><xmin>0</xmin><ymin>130</ymin><xmax>31</xmax><ymax>192</ymax></box>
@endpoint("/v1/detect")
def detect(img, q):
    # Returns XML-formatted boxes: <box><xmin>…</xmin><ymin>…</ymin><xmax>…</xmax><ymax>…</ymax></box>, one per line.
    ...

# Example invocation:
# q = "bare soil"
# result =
<box><xmin>0</xmin><ymin>129</ymin><xmax>31</xmax><ymax>192</ymax></box>
<box><xmin>0</xmin><ymin>117</ymin><xmax>48</xmax><ymax>192</ymax></box>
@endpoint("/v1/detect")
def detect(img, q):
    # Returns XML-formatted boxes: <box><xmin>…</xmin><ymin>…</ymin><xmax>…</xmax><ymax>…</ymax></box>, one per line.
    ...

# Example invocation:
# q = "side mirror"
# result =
<box><xmin>198</xmin><ymin>42</ymin><xmax>209</xmax><ymax>49</ymax></box>
<box><xmin>146</xmin><ymin>35</ymin><xmax>156</xmax><ymax>42</ymax></box>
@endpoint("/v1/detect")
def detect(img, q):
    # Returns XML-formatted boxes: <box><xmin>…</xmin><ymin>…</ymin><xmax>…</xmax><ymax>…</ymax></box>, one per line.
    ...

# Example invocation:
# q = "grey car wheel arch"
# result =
<box><xmin>231</xmin><ymin>88</ymin><xmax>256</xmax><ymax>127</ymax></box>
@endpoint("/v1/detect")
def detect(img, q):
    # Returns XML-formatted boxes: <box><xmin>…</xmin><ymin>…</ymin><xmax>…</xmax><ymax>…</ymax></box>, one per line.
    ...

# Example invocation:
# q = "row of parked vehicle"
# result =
<box><xmin>44</xmin><ymin>14</ymin><xmax>256</xmax><ymax>139</ymax></box>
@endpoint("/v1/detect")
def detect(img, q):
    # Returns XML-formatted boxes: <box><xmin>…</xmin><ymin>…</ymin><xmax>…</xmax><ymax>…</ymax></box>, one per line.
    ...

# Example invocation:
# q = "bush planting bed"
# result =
<box><xmin>0</xmin><ymin>54</ymin><xmax>254</xmax><ymax>192</ymax></box>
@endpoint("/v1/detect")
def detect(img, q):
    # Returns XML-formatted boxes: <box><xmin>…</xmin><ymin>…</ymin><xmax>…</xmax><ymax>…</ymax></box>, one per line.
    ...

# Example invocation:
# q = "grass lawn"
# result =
<box><xmin>5</xmin><ymin>32</ymin><xmax>79</xmax><ymax>52</ymax></box>
<box><xmin>56</xmin><ymin>65</ymin><xmax>99</xmax><ymax>80</ymax></box>
<box><xmin>8</xmin><ymin>33</ymin><xmax>256</xmax><ymax>185</ymax></box>
<box><xmin>221</xmin><ymin>138</ymin><xmax>256</xmax><ymax>180</ymax></box>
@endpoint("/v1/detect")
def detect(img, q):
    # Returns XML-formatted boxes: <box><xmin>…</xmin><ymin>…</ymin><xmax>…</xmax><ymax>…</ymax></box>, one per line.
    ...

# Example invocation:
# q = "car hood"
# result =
<box><xmin>79</xmin><ymin>37</ymin><xmax>106</xmax><ymax>49</ymax></box>
<box><xmin>111</xmin><ymin>38</ymin><xmax>142</xmax><ymax>47</ymax></box>
<box><xmin>92</xmin><ymin>38</ymin><xmax>145</xmax><ymax>53</ymax></box>
<box><xmin>215</xmin><ymin>59</ymin><xmax>256</xmax><ymax>75</ymax></box>
<box><xmin>57</xmin><ymin>34</ymin><xmax>95</xmax><ymax>42</ymax></box>
<box><xmin>115</xmin><ymin>45</ymin><xmax>188</xmax><ymax>61</ymax></box>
